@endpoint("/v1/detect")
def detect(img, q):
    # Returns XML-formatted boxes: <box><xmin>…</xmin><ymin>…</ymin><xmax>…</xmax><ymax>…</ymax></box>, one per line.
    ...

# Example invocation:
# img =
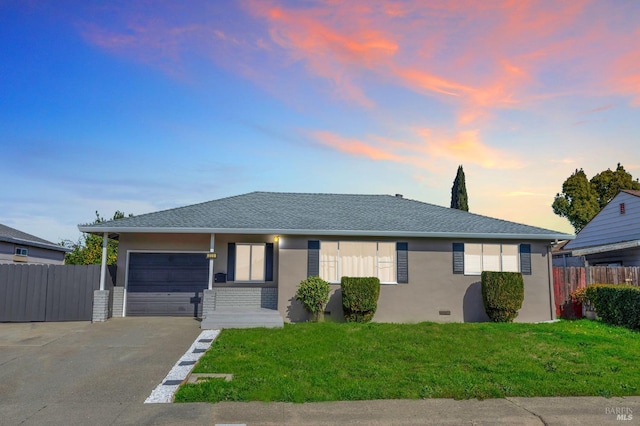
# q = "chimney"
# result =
<box><xmin>395</xmin><ymin>194</ymin><xmax>403</xmax><ymax>198</ymax></box>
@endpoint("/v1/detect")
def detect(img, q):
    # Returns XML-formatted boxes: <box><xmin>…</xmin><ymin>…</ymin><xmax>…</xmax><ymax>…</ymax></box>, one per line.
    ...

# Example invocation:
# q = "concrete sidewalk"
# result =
<box><xmin>3</xmin><ymin>396</ymin><xmax>637</xmax><ymax>425</ymax></box>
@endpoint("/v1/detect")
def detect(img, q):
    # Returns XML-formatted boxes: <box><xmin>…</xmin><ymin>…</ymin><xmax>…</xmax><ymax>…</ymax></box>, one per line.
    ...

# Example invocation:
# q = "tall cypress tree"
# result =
<box><xmin>450</xmin><ymin>165</ymin><xmax>469</xmax><ymax>211</ymax></box>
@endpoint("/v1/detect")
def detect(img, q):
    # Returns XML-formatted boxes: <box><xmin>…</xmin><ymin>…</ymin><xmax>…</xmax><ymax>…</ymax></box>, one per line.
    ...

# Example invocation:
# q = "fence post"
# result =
<box><xmin>585</xmin><ymin>260</ymin><xmax>590</xmax><ymax>286</ymax></box>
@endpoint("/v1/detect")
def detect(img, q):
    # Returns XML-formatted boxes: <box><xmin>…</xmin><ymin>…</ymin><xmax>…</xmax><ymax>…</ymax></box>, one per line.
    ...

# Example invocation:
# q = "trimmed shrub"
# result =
<box><xmin>295</xmin><ymin>276</ymin><xmax>331</xmax><ymax>322</ymax></box>
<box><xmin>585</xmin><ymin>284</ymin><xmax>640</xmax><ymax>330</ymax></box>
<box><xmin>341</xmin><ymin>277</ymin><xmax>380</xmax><ymax>323</ymax></box>
<box><xmin>481</xmin><ymin>271</ymin><xmax>524</xmax><ymax>322</ymax></box>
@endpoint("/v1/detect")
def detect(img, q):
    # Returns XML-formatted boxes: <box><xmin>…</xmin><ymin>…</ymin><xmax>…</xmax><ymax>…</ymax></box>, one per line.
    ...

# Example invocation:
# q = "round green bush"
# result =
<box><xmin>481</xmin><ymin>271</ymin><xmax>524</xmax><ymax>322</ymax></box>
<box><xmin>341</xmin><ymin>277</ymin><xmax>380</xmax><ymax>323</ymax></box>
<box><xmin>295</xmin><ymin>276</ymin><xmax>331</xmax><ymax>322</ymax></box>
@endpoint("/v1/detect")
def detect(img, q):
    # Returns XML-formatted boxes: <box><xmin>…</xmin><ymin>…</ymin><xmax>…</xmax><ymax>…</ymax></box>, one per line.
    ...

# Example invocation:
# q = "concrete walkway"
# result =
<box><xmin>0</xmin><ymin>319</ymin><xmax>638</xmax><ymax>425</ymax></box>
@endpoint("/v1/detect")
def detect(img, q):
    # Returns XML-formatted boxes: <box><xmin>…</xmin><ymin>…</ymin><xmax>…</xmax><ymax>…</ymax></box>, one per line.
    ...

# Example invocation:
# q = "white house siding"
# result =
<box><xmin>565</xmin><ymin>192</ymin><xmax>640</xmax><ymax>250</ymax></box>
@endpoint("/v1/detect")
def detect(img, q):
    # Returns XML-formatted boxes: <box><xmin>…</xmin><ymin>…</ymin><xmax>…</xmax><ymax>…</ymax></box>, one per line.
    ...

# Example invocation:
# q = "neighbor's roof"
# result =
<box><xmin>79</xmin><ymin>191</ymin><xmax>574</xmax><ymax>240</ymax></box>
<box><xmin>621</xmin><ymin>189</ymin><xmax>640</xmax><ymax>197</ymax></box>
<box><xmin>0</xmin><ymin>223</ymin><xmax>71</xmax><ymax>252</ymax></box>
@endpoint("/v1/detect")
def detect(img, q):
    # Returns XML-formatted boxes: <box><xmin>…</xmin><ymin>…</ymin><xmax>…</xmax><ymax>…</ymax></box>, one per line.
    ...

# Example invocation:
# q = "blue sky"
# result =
<box><xmin>1</xmin><ymin>1</ymin><xmax>639</xmax><ymax>244</ymax></box>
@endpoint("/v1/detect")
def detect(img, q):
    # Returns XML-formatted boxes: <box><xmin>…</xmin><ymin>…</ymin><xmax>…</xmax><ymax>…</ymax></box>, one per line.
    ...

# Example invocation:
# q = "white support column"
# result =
<box><xmin>93</xmin><ymin>232</ymin><xmax>111</xmax><ymax>322</ymax></box>
<box><xmin>208</xmin><ymin>233</ymin><xmax>215</xmax><ymax>290</ymax></box>
<box><xmin>99</xmin><ymin>232</ymin><xmax>108</xmax><ymax>291</ymax></box>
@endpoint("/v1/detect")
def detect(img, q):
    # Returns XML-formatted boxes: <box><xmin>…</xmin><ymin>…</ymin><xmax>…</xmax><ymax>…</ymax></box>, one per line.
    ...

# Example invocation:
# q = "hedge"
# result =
<box><xmin>295</xmin><ymin>276</ymin><xmax>331</xmax><ymax>322</ymax></box>
<box><xmin>585</xmin><ymin>284</ymin><xmax>640</xmax><ymax>330</ymax></box>
<box><xmin>341</xmin><ymin>277</ymin><xmax>380</xmax><ymax>323</ymax></box>
<box><xmin>481</xmin><ymin>271</ymin><xmax>524</xmax><ymax>322</ymax></box>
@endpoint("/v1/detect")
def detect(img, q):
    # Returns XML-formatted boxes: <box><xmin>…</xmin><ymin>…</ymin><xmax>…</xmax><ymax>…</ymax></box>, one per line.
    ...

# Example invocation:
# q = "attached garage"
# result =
<box><xmin>126</xmin><ymin>252</ymin><xmax>208</xmax><ymax>317</ymax></box>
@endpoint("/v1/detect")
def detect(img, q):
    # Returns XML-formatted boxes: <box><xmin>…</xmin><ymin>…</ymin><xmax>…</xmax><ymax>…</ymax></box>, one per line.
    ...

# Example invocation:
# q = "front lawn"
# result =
<box><xmin>175</xmin><ymin>320</ymin><xmax>640</xmax><ymax>402</ymax></box>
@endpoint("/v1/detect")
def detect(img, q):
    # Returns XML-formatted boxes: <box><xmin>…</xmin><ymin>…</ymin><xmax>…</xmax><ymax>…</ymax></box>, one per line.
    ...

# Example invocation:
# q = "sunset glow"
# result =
<box><xmin>1</xmin><ymin>0</ymin><xmax>639</xmax><ymax>242</ymax></box>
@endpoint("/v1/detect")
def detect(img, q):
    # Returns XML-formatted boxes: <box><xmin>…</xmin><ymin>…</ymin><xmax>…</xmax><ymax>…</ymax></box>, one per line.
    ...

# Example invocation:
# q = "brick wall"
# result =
<box><xmin>212</xmin><ymin>287</ymin><xmax>277</xmax><ymax>310</ymax></box>
<box><xmin>92</xmin><ymin>290</ymin><xmax>110</xmax><ymax>322</ymax></box>
<box><xmin>112</xmin><ymin>287</ymin><xmax>124</xmax><ymax>318</ymax></box>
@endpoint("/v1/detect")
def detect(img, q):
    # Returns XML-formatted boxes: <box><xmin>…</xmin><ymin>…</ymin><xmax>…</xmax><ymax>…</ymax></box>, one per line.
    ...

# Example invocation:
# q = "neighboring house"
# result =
<box><xmin>79</xmin><ymin>191</ymin><xmax>573</xmax><ymax>326</ymax></box>
<box><xmin>552</xmin><ymin>240</ymin><xmax>583</xmax><ymax>267</ymax></box>
<box><xmin>0</xmin><ymin>223</ymin><xmax>70</xmax><ymax>265</ymax></box>
<box><xmin>565</xmin><ymin>190</ymin><xmax>640</xmax><ymax>266</ymax></box>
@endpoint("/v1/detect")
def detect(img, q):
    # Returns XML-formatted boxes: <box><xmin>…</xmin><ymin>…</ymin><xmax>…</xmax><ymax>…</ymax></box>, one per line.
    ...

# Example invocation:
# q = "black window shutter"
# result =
<box><xmin>396</xmin><ymin>242</ymin><xmax>408</xmax><ymax>283</ymax></box>
<box><xmin>265</xmin><ymin>243</ymin><xmax>274</xmax><ymax>281</ymax></box>
<box><xmin>227</xmin><ymin>243</ymin><xmax>236</xmax><ymax>281</ymax></box>
<box><xmin>520</xmin><ymin>244</ymin><xmax>532</xmax><ymax>275</ymax></box>
<box><xmin>453</xmin><ymin>243</ymin><xmax>464</xmax><ymax>274</ymax></box>
<box><xmin>308</xmin><ymin>240</ymin><xmax>320</xmax><ymax>277</ymax></box>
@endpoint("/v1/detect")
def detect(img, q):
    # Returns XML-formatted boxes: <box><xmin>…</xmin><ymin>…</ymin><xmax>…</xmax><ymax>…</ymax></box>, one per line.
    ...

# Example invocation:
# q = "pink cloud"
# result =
<box><xmin>417</xmin><ymin>128</ymin><xmax>524</xmax><ymax>170</ymax></box>
<box><xmin>246</xmin><ymin>1</ymin><xmax>400</xmax><ymax>107</ymax></box>
<box><xmin>75</xmin><ymin>0</ymin><xmax>640</xmax><ymax>143</ymax></box>
<box><xmin>312</xmin><ymin>128</ymin><xmax>523</xmax><ymax>170</ymax></box>
<box><xmin>609</xmin><ymin>45</ymin><xmax>640</xmax><ymax>106</ymax></box>
<box><xmin>312</xmin><ymin>131</ymin><xmax>404</xmax><ymax>162</ymax></box>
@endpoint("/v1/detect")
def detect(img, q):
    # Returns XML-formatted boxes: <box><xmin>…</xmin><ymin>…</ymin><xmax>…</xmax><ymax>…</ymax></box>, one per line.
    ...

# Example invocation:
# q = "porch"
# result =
<box><xmin>200</xmin><ymin>286</ymin><xmax>284</xmax><ymax>329</ymax></box>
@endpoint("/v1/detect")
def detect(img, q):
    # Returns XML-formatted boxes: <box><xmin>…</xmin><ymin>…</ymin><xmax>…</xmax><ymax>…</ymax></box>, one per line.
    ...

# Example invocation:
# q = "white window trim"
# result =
<box><xmin>464</xmin><ymin>243</ymin><xmax>520</xmax><ymax>276</ymax></box>
<box><xmin>321</xmin><ymin>241</ymin><xmax>398</xmax><ymax>285</ymax></box>
<box><xmin>15</xmin><ymin>247</ymin><xmax>28</xmax><ymax>256</ymax></box>
<box><xmin>234</xmin><ymin>243</ymin><xmax>266</xmax><ymax>283</ymax></box>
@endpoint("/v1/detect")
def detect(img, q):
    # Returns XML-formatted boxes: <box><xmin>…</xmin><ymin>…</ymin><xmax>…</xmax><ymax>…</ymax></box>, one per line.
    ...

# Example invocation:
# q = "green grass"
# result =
<box><xmin>174</xmin><ymin>320</ymin><xmax>640</xmax><ymax>402</ymax></box>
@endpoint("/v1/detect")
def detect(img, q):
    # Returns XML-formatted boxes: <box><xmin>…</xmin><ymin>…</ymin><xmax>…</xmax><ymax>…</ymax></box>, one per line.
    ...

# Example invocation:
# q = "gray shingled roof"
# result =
<box><xmin>79</xmin><ymin>191</ymin><xmax>573</xmax><ymax>240</ymax></box>
<box><xmin>0</xmin><ymin>223</ymin><xmax>71</xmax><ymax>252</ymax></box>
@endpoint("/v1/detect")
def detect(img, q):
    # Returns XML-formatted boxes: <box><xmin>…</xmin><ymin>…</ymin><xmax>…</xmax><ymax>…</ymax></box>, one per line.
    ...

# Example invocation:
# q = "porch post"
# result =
<box><xmin>93</xmin><ymin>232</ymin><xmax>110</xmax><ymax>322</ymax></box>
<box><xmin>208</xmin><ymin>233</ymin><xmax>215</xmax><ymax>290</ymax></box>
<box><xmin>202</xmin><ymin>233</ymin><xmax>216</xmax><ymax>328</ymax></box>
<box><xmin>547</xmin><ymin>244</ymin><xmax>556</xmax><ymax>321</ymax></box>
<box><xmin>99</xmin><ymin>232</ymin><xmax>108</xmax><ymax>291</ymax></box>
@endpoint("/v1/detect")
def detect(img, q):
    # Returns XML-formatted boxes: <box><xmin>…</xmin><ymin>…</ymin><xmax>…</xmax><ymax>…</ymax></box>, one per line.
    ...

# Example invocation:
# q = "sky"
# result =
<box><xmin>1</xmin><ymin>0</ymin><xmax>639</xmax><ymax>244</ymax></box>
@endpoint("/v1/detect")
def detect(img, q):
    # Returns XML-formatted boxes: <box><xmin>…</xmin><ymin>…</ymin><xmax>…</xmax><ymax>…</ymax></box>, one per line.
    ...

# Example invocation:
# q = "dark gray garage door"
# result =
<box><xmin>127</xmin><ymin>253</ymin><xmax>208</xmax><ymax>317</ymax></box>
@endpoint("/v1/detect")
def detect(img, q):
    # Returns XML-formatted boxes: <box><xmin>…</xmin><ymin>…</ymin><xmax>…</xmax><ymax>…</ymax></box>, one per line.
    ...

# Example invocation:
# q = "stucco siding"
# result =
<box><xmin>116</xmin><ymin>233</ymin><xmax>279</xmax><ymax>289</ymax></box>
<box><xmin>278</xmin><ymin>236</ymin><xmax>553</xmax><ymax>323</ymax></box>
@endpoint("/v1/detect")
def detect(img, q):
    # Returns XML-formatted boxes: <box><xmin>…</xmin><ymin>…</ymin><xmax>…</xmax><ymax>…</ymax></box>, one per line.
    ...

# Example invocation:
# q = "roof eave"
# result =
<box><xmin>0</xmin><ymin>236</ymin><xmax>72</xmax><ymax>253</ymax></box>
<box><xmin>78</xmin><ymin>225</ymin><xmax>573</xmax><ymax>241</ymax></box>
<box><xmin>571</xmin><ymin>240</ymin><xmax>640</xmax><ymax>256</ymax></box>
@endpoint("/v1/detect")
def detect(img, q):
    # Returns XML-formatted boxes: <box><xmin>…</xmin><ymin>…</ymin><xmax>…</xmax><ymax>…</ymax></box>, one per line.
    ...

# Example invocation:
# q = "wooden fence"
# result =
<box><xmin>589</xmin><ymin>266</ymin><xmax>640</xmax><ymax>286</ymax></box>
<box><xmin>0</xmin><ymin>264</ymin><xmax>115</xmax><ymax>322</ymax></box>
<box><xmin>552</xmin><ymin>266</ymin><xmax>640</xmax><ymax>318</ymax></box>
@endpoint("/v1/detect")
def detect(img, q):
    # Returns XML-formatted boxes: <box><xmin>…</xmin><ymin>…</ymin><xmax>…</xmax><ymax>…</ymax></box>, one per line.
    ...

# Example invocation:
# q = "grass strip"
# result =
<box><xmin>175</xmin><ymin>320</ymin><xmax>640</xmax><ymax>402</ymax></box>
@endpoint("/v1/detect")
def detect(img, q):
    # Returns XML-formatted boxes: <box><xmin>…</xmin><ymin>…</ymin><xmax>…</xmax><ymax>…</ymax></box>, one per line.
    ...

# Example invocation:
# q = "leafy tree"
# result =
<box><xmin>552</xmin><ymin>164</ymin><xmax>640</xmax><ymax>232</ymax></box>
<box><xmin>450</xmin><ymin>165</ymin><xmax>469</xmax><ymax>211</ymax></box>
<box><xmin>590</xmin><ymin>163</ymin><xmax>640</xmax><ymax>208</ymax></box>
<box><xmin>63</xmin><ymin>211</ymin><xmax>132</xmax><ymax>265</ymax></box>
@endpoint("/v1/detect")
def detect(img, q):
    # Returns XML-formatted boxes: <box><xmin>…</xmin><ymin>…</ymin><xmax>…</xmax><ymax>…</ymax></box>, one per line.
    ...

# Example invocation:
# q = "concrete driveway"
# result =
<box><xmin>0</xmin><ymin>318</ymin><xmax>207</xmax><ymax>425</ymax></box>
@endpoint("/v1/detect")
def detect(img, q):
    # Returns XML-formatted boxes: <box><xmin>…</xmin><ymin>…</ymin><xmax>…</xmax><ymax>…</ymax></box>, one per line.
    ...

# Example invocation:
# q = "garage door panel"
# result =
<box><xmin>127</xmin><ymin>253</ymin><xmax>208</xmax><ymax>317</ymax></box>
<box><xmin>127</xmin><ymin>293</ymin><xmax>203</xmax><ymax>317</ymax></box>
<box><xmin>127</xmin><ymin>270</ymin><xmax>207</xmax><ymax>289</ymax></box>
